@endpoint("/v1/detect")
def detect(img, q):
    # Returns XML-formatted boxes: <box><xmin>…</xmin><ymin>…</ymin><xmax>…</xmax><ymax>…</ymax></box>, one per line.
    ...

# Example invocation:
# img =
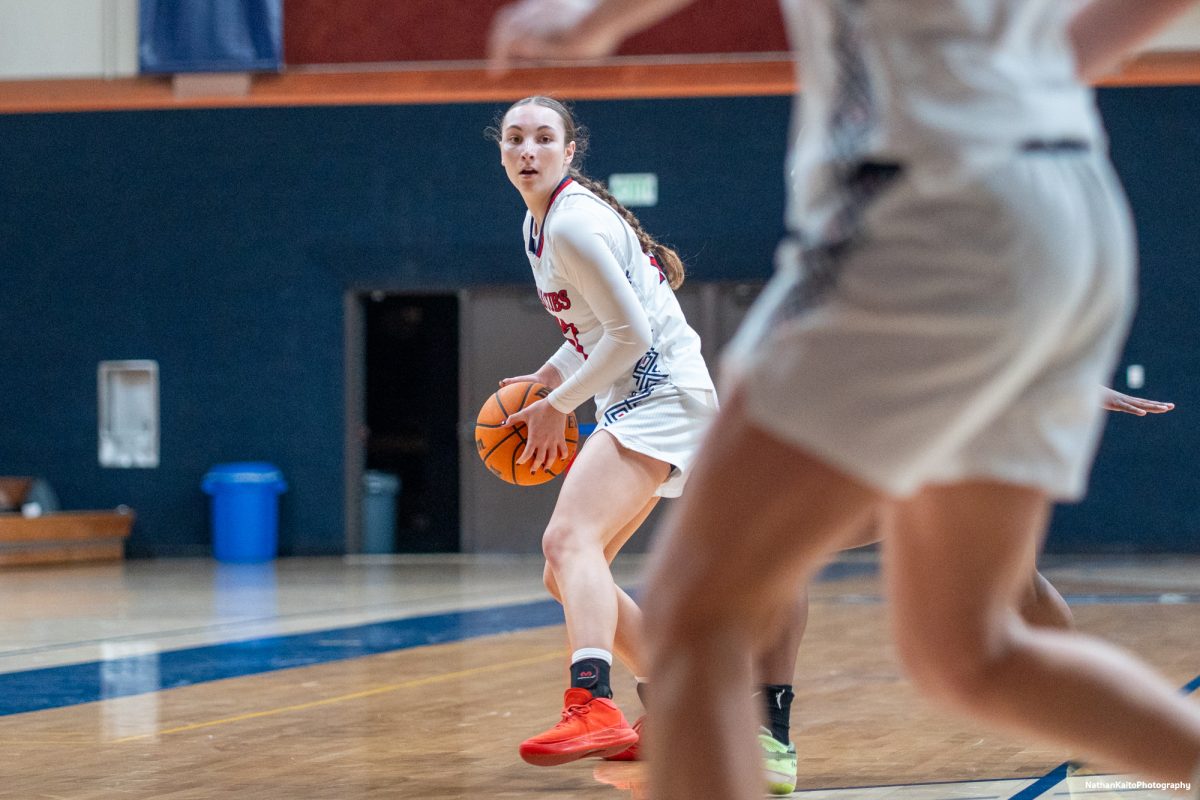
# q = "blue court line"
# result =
<box><xmin>0</xmin><ymin>560</ymin><xmax>878</xmax><ymax>719</ymax></box>
<box><xmin>1008</xmin><ymin>764</ymin><xmax>1074</xmax><ymax>800</ymax></box>
<box><xmin>1006</xmin><ymin>675</ymin><xmax>1200</xmax><ymax>800</ymax></box>
<box><xmin>0</xmin><ymin>598</ymin><xmax>567</xmax><ymax>717</ymax></box>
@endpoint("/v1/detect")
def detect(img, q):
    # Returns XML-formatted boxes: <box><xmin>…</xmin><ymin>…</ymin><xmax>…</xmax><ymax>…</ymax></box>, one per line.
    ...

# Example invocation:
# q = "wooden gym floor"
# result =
<box><xmin>0</xmin><ymin>552</ymin><xmax>1196</xmax><ymax>799</ymax></box>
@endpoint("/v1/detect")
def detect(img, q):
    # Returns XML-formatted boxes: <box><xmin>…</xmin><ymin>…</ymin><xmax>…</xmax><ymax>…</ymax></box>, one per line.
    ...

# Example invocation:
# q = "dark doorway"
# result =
<box><xmin>363</xmin><ymin>293</ymin><xmax>460</xmax><ymax>552</ymax></box>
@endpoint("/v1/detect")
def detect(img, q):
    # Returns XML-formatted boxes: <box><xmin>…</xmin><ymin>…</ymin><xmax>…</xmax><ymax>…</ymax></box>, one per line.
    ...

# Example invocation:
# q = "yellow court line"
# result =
<box><xmin>114</xmin><ymin>650</ymin><xmax>562</xmax><ymax>743</ymax></box>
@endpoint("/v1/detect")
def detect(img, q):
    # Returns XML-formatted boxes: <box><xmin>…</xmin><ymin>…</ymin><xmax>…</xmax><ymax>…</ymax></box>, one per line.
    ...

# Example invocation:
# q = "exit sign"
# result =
<box><xmin>608</xmin><ymin>173</ymin><xmax>658</xmax><ymax>207</ymax></box>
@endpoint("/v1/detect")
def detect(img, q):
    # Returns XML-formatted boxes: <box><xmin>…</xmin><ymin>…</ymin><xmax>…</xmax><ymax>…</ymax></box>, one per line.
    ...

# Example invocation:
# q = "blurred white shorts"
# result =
<box><xmin>724</xmin><ymin>149</ymin><xmax>1135</xmax><ymax>500</ymax></box>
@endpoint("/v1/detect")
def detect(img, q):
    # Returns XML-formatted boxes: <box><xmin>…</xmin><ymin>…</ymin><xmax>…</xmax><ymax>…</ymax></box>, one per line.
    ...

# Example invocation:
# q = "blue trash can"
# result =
<box><xmin>202</xmin><ymin>462</ymin><xmax>287</xmax><ymax>563</ymax></box>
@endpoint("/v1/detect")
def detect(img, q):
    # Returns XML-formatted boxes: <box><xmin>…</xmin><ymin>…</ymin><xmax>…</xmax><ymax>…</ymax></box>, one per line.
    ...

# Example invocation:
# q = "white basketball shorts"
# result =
<box><xmin>596</xmin><ymin>384</ymin><xmax>718</xmax><ymax>498</ymax></box>
<box><xmin>724</xmin><ymin>148</ymin><xmax>1136</xmax><ymax>500</ymax></box>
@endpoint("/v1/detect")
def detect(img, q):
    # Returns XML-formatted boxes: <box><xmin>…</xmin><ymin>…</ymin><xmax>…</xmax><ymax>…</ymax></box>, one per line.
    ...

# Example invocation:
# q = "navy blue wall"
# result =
<box><xmin>1</xmin><ymin>90</ymin><xmax>1197</xmax><ymax>555</ymax></box>
<box><xmin>0</xmin><ymin>97</ymin><xmax>787</xmax><ymax>556</ymax></box>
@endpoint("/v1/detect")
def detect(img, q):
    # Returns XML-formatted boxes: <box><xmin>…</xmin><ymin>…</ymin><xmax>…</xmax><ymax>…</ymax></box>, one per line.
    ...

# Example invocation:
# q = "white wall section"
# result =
<box><xmin>0</xmin><ymin>0</ymin><xmax>137</xmax><ymax>79</ymax></box>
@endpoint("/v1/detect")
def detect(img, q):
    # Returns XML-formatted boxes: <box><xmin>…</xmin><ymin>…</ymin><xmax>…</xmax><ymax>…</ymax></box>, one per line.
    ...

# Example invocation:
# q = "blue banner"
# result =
<box><xmin>139</xmin><ymin>0</ymin><xmax>282</xmax><ymax>73</ymax></box>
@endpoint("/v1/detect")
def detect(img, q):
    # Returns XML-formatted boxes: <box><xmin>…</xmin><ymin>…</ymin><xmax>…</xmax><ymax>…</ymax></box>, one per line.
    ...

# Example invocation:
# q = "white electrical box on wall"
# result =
<box><xmin>98</xmin><ymin>360</ymin><xmax>159</xmax><ymax>468</ymax></box>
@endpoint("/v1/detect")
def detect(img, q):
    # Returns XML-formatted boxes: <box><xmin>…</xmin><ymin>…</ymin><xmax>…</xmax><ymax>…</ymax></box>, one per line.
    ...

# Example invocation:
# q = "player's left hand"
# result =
<box><xmin>1101</xmin><ymin>387</ymin><xmax>1175</xmax><ymax>416</ymax></box>
<box><xmin>488</xmin><ymin>0</ymin><xmax>619</xmax><ymax>74</ymax></box>
<box><xmin>507</xmin><ymin>398</ymin><xmax>570</xmax><ymax>473</ymax></box>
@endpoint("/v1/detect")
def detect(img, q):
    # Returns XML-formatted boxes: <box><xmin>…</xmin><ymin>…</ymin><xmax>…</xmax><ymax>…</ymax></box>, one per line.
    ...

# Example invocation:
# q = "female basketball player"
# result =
<box><xmin>489</xmin><ymin>95</ymin><xmax>717</xmax><ymax>767</ymax></box>
<box><xmin>489</xmin><ymin>2</ymin><xmax>1200</xmax><ymax>799</ymax></box>
<box><xmin>756</xmin><ymin>387</ymin><xmax>1176</xmax><ymax>795</ymax></box>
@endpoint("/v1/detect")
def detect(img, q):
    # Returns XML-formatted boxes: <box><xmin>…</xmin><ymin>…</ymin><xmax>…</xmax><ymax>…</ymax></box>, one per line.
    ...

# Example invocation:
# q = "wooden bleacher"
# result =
<box><xmin>0</xmin><ymin>478</ymin><xmax>133</xmax><ymax>567</ymax></box>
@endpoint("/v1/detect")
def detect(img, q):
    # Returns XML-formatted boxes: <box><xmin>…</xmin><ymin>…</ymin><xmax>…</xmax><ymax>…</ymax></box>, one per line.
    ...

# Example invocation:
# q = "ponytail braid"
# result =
<box><xmin>569</xmin><ymin>170</ymin><xmax>686</xmax><ymax>290</ymax></box>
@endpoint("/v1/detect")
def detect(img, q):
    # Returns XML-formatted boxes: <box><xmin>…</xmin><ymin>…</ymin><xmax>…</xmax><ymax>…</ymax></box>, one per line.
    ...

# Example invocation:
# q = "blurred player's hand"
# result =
<box><xmin>1101</xmin><ymin>387</ymin><xmax>1175</xmax><ymax>416</ymax></box>
<box><xmin>488</xmin><ymin>0</ymin><xmax>619</xmax><ymax>74</ymax></box>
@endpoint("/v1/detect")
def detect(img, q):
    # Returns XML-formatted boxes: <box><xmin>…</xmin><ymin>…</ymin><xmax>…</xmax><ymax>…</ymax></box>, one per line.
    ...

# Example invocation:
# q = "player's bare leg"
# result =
<box><xmin>540</xmin><ymin>430</ymin><xmax>666</xmax><ymax>660</ymax></box>
<box><xmin>754</xmin><ymin>590</ymin><xmax>808</xmax><ymax>794</ymax></box>
<box><xmin>520</xmin><ymin>431</ymin><xmax>668</xmax><ymax>766</ymax></box>
<box><xmin>1019</xmin><ymin>569</ymin><xmax>1074</xmax><ymax>630</ymax></box>
<box><xmin>887</xmin><ymin>482</ymin><xmax>1200</xmax><ymax>781</ymax></box>
<box><xmin>642</xmin><ymin>391</ymin><xmax>883</xmax><ymax>800</ymax></box>
<box><xmin>543</xmin><ymin>495</ymin><xmax>658</xmax><ymax>673</ymax></box>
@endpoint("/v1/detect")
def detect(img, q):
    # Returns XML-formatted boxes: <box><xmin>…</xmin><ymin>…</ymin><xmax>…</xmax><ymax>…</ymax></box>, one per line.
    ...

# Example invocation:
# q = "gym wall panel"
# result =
<box><xmin>0</xmin><ymin>90</ymin><xmax>1196</xmax><ymax>555</ymax></box>
<box><xmin>0</xmin><ymin>97</ymin><xmax>787</xmax><ymax>557</ymax></box>
<box><xmin>282</xmin><ymin>0</ymin><xmax>787</xmax><ymax>65</ymax></box>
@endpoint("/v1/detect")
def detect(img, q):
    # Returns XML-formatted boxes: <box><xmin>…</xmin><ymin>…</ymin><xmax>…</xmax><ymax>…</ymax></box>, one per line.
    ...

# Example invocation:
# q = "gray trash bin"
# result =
<box><xmin>362</xmin><ymin>471</ymin><xmax>400</xmax><ymax>554</ymax></box>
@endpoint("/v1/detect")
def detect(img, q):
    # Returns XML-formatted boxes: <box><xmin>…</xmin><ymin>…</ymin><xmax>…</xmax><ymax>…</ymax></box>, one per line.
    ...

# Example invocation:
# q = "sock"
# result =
<box><xmin>635</xmin><ymin>678</ymin><xmax>650</xmax><ymax>708</ymax></box>
<box><xmin>760</xmin><ymin>683</ymin><xmax>795</xmax><ymax>745</ymax></box>
<box><xmin>570</xmin><ymin>648</ymin><xmax>613</xmax><ymax>699</ymax></box>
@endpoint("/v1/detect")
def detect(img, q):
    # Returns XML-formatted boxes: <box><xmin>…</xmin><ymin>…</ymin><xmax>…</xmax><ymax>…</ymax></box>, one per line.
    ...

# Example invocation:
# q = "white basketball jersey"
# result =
<box><xmin>780</xmin><ymin>0</ymin><xmax>1104</xmax><ymax>241</ymax></box>
<box><xmin>523</xmin><ymin>179</ymin><xmax>714</xmax><ymax>416</ymax></box>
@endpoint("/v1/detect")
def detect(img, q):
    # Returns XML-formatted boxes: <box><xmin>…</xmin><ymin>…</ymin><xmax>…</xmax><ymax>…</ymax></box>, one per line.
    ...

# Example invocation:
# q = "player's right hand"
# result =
<box><xmin>1101</xmin><ymin>387</ymin><xmax>1175</xmax><ymax>416</ymax></box>
<box><xmin>499</xmin><ymin>367</ymin><xmax>563</xmax><ymax>390</ymax></box>
<box><xmin>487</xmin><ymin>0</ymin><xmax>619</xmax><ymax>75</ymax></box>
<box><xmin>506</xmin><ymin>399</ymin><xmax>570</xmax><ymax>473</ymax></box>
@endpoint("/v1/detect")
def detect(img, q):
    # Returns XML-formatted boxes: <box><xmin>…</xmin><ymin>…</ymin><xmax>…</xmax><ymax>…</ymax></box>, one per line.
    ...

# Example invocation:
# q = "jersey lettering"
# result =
<box><xmin>538</xmin><ymin>288</ymin><xmax>572</xmax><ymax>313</ymax></box>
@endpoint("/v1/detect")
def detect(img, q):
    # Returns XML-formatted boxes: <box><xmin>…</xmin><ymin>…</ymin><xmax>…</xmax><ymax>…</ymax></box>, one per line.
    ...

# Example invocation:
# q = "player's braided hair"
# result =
<box><xmin>490</xmin><ymin>96</ymin><xmax>686</xmax><ymax>289</ymax></box>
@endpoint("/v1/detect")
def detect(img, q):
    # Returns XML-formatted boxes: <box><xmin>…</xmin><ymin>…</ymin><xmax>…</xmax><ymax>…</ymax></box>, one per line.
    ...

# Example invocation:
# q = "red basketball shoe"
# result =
<box><xmin>519</xmin><ymin>688</ymin><xmax>639</xmax><ymax>767</ymax></box>
<box><xmin>603</xmin><ymin>715</ymin><xmax>645</xmax><ymax>761</ymax></box>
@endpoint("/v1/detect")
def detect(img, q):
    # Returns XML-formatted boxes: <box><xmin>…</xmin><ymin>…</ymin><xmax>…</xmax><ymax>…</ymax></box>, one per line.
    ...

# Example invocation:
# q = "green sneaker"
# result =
<box><xmin>759</xmin><ymin>727</ymin><xmax>797</xmax><ymax>795</ymax></box>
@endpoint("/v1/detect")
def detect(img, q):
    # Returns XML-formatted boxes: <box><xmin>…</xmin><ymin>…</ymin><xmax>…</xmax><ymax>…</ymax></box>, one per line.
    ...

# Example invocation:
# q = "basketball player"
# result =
<box><xmin>489</xmin><ymin>95</ymin><xmax>718</xmax><ymax>767</ymax></box>
<box><xmin>489</xmin><ymin>2</ymin><xmax>1200</xmax><ymax>799</ymax></box>
<box><xmin>756</xmin><ymin>386</ymin><xmax>1176</xmax><ymax>795</ymax></box>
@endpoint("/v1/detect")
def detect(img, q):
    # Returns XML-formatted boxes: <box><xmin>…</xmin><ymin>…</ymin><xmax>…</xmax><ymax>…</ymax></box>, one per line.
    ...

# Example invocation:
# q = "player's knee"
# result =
<box><xmin>895</xmin><ymin>624</ymin><xmax>1017</xmax><ymax>709</ymax></box>
<box><xmin>540</xmin><ymin>522</ymin><xmax>573</xmax><ymax>569</ymax></box>
<box><xmin>1020</xmin><ymin>574</ymin><xmax>1074</xmax><ymax>631</ymax></box>
<box><xmin>540</xmin><ymin>520</ymin><xmax>599</xmax><ymax>570</ymax></box>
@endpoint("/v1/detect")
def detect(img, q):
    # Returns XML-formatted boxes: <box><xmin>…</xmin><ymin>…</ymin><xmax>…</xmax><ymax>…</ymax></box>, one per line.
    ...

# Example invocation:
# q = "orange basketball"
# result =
<box><xmin>475</xmin><ymin>381</ymin><xmax>579</xmax><ymax>486</ymax></box>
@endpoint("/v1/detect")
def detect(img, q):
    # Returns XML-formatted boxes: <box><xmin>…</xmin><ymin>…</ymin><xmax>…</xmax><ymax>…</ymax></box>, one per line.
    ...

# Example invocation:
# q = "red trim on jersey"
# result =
<box><xmin>529</xmin><ymin>176</ymin><xmax>574</xmax><ymax>257</ymax></box>
<box><xmin>649</xmin><ymin>254</ymin><xmax>667</xmax><ymax>284</ymax></box>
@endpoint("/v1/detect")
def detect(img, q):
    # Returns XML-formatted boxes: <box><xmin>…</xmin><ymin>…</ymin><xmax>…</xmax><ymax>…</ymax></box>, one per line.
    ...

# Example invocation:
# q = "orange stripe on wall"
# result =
<box><xmin>0</xmin><ymin>60</ymin><xmax>796</xmax><ymax>115</ymax></box>
<box><xmin>1</xmin><ymin>52</ymin><xmax>1198</xmax><ymax>116</ymax></box>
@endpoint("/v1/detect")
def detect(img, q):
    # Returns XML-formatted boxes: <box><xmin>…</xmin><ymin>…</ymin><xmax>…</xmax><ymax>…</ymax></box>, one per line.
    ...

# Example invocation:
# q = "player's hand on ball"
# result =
<box><xmin>508</xmin><ymin>399</ymin><xmax>570</xmax><ymax>473</ymax></box>
<box><xmin>500</xmin><ymin>366</ymin><xmax>563</xmax><ymax>390</ymax></box>
<box><xmin>476</xmin><ymin>382</ymin><xmax>577</xmax><ymax>485</ymax></box>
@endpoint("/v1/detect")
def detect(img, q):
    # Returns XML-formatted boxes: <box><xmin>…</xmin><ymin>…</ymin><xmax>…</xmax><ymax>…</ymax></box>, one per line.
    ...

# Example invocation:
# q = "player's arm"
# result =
<box><xmin>543</xmin><ymin>343</ymin><xmax>585</xmax><ymax>386</ymax></box>
<box><xmin>1070</xmin><ymin>0</ymin><xmax>1199</xmax><ymax>81</ymax></box>
<box><xmin>1101</xmin><ymin>386</ymin><xmax>1175</xmax><ymax>416</ymax></box>
<box><xmin>489</xmin><ymin>0</ymin><xmax>695</xmax><ymax>71</ymax></box>
<box><xmin>506</xmin><ymin>212</ymin><xmax>652</xmax><ymax>470</ymax></box>
<box><xmin>543</xmin><ymin>212</ymin><xmax>653</xmax><ymax>415</ymax></box>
